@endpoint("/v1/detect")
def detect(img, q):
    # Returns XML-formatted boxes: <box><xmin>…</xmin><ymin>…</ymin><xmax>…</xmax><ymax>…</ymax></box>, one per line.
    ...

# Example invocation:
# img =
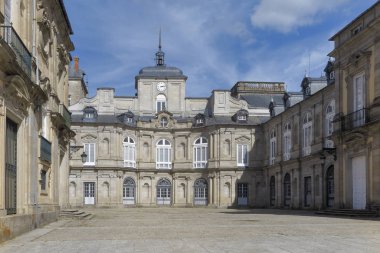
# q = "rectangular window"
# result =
<box><xmin>353</xmin><ymin>72</ymin><xmax>365</xmax><ymax>111</ymax></box>
<box><xmin>270</xmin><ymin>138</ymin><xmax>276</xmax><ymax>165</ymax></box>
<box><xmin>123</xmin><ymin>145</ymin><xmax>136</xmax><ymax>168</ymax></box>
<box><xmin>237</xmin><ymin>144</ymin><xmax>248</xmax><ymax>167</ymax></box>
<box><xmin>40</xmin><ymin>170</ymin><xmax>47</xmax><ymax>191</ymax></box>
<box><xmin>303</xmin><ymin>125</ymin><xmax>312</xmax><ymax>156</ymax></box>
<box><xmin>84</xmin><ymin>143</ymin><xmax>96</xmax><ymax>166</ymax></box>
<box><xmin>283</xmin><ymin>134</ymin><xmax>291</xmax><ymax>161</ymax></box>
<box><xmin>156</xmin><ymin>147</ymin><xmax>172</xmax><ymax>169</ymax></box>
<box><xmin>156</xmin><ymin>101</ymin><xmax>166</xmax><ymax>112</ymax></box>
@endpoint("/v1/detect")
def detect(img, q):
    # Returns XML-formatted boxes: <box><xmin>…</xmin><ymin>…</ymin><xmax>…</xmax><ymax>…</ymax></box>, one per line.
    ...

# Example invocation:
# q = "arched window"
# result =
<box><xmin>303</xmin><ymin>112</ymin><xmax>312</xmax><ymax>156</ymax></box>
<box><xmin>269</xmin><ymin>129</ymin><xmax>276</xmax><ymax>165</ymax></box>
<box><xmin>193</xmin><ymin>137</ymin><xmax>208</xmax><ymax>168</ymax></box>
<box><xmin>123</xmin><ymin>137</ymin><xmax>136</xmax><ymax>168</ymax></box>
<box><xmin>156</xmin><ymin>94</ymin><xmax>166</xmax><ymax>112</ymax></box>
<box><xmin>123</xmin><ymin>177</ymin><xmax>136</xmax><ymax>205</ymax></box>
<box><xmin>284</xmin><ymin>173</ymin><xmax>291</xmax><ymax>207</ymax></box>
<box><xmin>194</xmin><ymin>178</ymin><xmax>208</xmax><ymax>205</ymax></box>
<box><xmin>157</xmin><ymin>178</ymin><xmax>171</xmax><ymax>205</ymax></box>
<box><xmin>283</xmin><ymin>122</ymin><xmax>291</xmax><ymax>161</ymax></box>
<box><xmin>156</xmin><ymin>139</ymin><xmax>171</xmax><ymax>169</ymax></box>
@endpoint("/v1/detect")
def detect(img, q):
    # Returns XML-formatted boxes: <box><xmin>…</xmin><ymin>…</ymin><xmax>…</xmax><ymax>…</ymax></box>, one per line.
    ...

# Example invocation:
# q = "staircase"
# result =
<box><xmin>315</xmin><ymin>209</ymin><xmax>377</xmax><ymax>217</ymax></box>
<box><xmin>60</xmin><ymin>209</ymin><xmax>94</xmax><ymax>220</ymax></box>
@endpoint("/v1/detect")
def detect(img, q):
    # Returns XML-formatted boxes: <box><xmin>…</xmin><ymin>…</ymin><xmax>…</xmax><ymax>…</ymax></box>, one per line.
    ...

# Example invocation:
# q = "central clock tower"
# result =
<box><xmin>135</xmin><ymin>31</ymin><xmax>188</xmax><ymax>116</ymax></box>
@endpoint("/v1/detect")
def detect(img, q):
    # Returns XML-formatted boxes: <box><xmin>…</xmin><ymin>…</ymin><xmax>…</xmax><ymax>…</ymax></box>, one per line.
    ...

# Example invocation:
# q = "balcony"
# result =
<box><xmin>59</xmin><ymin>104</ymin><xmax>71</xmax><ymax>128</ymax></box>
<box><xmin>40</xmin><ymin>136</ymin><xmax>52</xmax><ymax>163</ymax></box>
<box><xmin>1</xmin><ymin>25</ymin><xmax>32</xmax><ymax>79</ymax></box>
<box><xmin>341</xmin><ymin>108</ymin><xmax>369</xmax><ymax>131</ymax></box>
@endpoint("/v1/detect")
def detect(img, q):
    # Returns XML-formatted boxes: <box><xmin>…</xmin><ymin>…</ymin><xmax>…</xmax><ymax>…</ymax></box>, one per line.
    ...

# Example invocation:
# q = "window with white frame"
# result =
<box><xmin>353</xmin><ymin>72</ymin><xmax>365</xmax><ymax>112</ymax></box>
<box><xmin>237</xmin><ymin>144</ymin><xmax>248</xmax><ymax>167</ymax></box>
<box><xmin>269</xmin><ymin>129</ymin><xmax>276</xmax><ymax>165</ymax></box>
<box><xmin>84</xmin><ymin>143</ymin><xmax>95</xmax><ymax>166</ymax></box>
<box><xmin>123</xmin><ymin>137</ymin><xmax>136</xmax><ymax>168</ymax></box>
<box><xmin>160</xmin><ymin>117</ymin><xmax>168</xmax><ymax>127</ymax></box>
<box><xmin>303</xmin><ymin>113</ymin><xmax>313</xmax><ymax>156</ymax></box>
<box><xmin>283</xmin><ymin>122</ymin><xmax>291</xmax><ymax>161</ymax></box>
<box><xmin>156</xmin><ymin>94</ymin><xmax>166</xmax><ymax>112</ymax></box>
<box><xmin>156</xmin><ymin>139</ymin><xmax>171</xmax><ymax>169</ymax></box>
<box><xmin>193</xmin><ymin>137</ymin><xmax>208</xmax><ymax>168</ymax></box>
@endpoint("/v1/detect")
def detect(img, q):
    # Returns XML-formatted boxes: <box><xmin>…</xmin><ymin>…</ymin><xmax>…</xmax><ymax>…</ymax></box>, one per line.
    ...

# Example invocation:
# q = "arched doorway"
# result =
<box><xmin>284</xmin><ymin>173</ymin><xmax>291</xmax><ymax>207</ymax></box>
<box><xmin>157</xmin><ymin>178</ymin><xmax>171</xmax><ymax>205</ymax></box>
<box><xmin>123</xmin><ymin>177</ymin><xmax>136</xmax><ymax>205</ymax></box>
<box><xmin>270</xmin><ymin>176</ymin><xmax>275</xmax><ymax>206</ymax></box>
<box><xmin>194</xmin><ymin>178</ymin><xmax>208</xmax><ymax>206</ymax></box>
<box><xmin>326</xmin><ymin>166</ymin><xmax>334</xmax><ymax>208</ymax></box>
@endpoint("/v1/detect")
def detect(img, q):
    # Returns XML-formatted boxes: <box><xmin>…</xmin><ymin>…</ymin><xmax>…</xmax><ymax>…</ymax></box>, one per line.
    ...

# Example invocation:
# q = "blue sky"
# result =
<box><xmin>65</xmin><ymin>0</ymin><xmax>377</xmax><ymax>97</ymax></box>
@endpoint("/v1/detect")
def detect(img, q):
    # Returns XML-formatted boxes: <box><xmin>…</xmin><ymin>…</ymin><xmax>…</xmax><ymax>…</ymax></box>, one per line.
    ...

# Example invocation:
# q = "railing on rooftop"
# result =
<box><xmin>1</xmin><ymin>25</ymin><xmax>32</xmax><ymax>79</ymax></box>
<box><xmin>341</xmin><ymin>108</ymin><xmax>369</xmax><ymax>131</ymax></box>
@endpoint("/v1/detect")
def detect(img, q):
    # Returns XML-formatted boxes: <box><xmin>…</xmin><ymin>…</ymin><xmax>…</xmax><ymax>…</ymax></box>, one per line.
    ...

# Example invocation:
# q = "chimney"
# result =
<box><xmin>74</xmin><ymin>56</ymin><xmax>79</xmax><ymax>73</ymax></box>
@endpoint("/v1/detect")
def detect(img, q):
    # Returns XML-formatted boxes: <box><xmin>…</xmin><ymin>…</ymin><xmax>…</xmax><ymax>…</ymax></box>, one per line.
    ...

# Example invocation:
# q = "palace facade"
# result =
<box><xmin>68</xmin><ymin>2</ymin><xmax>380</xmax><ymax>211</ymax></box>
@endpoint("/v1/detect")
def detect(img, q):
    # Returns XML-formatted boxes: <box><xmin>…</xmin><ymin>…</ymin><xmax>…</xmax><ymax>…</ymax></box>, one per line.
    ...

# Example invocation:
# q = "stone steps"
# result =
<box><xmin>315</xmin><ymin>209</ymin><xmax>377</xmax><ymax>217</ymax></box>
<box><xmin>60</xmin><ymin>209</ymin><xmax>94</xmax><ymax>220</ymax></box>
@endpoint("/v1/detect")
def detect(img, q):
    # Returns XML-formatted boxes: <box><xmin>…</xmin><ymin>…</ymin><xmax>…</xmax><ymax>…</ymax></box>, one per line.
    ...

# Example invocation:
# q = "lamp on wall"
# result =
<box><xmin>80</xmin><ymin>151</ymin><xmax>87</xmax><ymax>163</ymax></box>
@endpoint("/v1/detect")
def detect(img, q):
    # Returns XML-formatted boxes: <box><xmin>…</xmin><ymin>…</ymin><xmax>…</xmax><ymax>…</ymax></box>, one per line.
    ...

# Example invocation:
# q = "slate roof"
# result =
<box><xmin>71</xmin><ymin>113</ymin><xmax>265</xmax><ymax>126</ymax></box>
<box><xmin>240</xmin><ymin>94</ymin><xmax>284</xmax><ymax>108</ymax></box>
<box><xmin>69</xmin><ymin>64</ymin><xmax>85</xmax><ymax>79</ymax></box>
<box><xmin>136</xmin><ymin>66</ymin><xmax>187</xmax><ymax>79</ymax></box>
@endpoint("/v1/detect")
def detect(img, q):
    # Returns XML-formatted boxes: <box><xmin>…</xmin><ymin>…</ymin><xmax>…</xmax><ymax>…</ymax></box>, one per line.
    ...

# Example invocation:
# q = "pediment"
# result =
<box><xmin>81</xmin><ymin>134</ymin><xmax>97</xmax><ymax>141</ymax></box>
<box><xmin>235</xmin><ymin>135</ymin><xmax>250</xmax><ymax>143</ymax></box>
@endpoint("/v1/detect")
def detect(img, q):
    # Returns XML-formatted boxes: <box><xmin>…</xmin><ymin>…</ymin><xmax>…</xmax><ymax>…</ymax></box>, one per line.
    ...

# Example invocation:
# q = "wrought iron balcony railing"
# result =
<box><xmin>341</xmin><ymin>108</ymin><xmax>369</xmax><ymax>131</ymax></box>
<box><xmin>40</xmin><ymin>136</ymin><xmax>52</xmax><ymax>163</ymax></box>
<box><xmin>59</xmin><ymin>104</ymin><xmax>71</xmax><ymax>128</ymax></box>
<box><xmin>1</xmin><ymin>25</ymin><xmax>32</xmax><ymax>79</ymax></box>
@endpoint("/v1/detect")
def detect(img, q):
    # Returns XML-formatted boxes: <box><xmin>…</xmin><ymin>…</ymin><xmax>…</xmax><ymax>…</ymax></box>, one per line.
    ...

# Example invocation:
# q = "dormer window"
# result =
<box><xmin>117</xmin><ymin>111</ymin><xmax>134</xmax><ymax>124</ymax></box>
<box><xmin>234</xmin><ymin>109</ymin><xmax>248</xmax><ymax>123</ymax></box>
<box><xmin>194</xmin><ymin>113</ymin><xmax>206</xmax><ymax>127</ymax></box>
<box><xmin>83</xmin><ymin>107</ymin><xmax>97</xmax><ymax>122</ymax></box>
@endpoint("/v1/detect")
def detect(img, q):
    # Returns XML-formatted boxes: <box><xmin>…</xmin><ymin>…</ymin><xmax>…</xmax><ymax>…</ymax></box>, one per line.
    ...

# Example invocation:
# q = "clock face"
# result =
<box><xmin>157</xmin><ymin>82</ymin><xmax>166</xmax><ymax>92</ymax></box>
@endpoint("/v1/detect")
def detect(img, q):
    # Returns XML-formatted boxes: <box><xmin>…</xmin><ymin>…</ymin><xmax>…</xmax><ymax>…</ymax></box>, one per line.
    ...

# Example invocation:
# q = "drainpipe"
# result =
<box><xmin>32</xmin><ymin>0</ymin><xmax>39</xmax><ymax>85</ymax></box>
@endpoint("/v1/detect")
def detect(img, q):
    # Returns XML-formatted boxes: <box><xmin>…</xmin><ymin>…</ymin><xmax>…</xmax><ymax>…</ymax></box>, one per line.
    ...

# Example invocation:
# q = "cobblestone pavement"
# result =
<box><xmin>0</xmin><ymin>208</ymin><xmax>379</xmax><ymax>253</ymax></box>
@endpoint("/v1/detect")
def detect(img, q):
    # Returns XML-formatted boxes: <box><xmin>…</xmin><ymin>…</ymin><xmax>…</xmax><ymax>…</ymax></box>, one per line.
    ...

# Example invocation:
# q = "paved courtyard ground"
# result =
<box><xmin>0</xmin><ymin>208</ymin><xmax>379</xmax><ymax>253</ymax></box>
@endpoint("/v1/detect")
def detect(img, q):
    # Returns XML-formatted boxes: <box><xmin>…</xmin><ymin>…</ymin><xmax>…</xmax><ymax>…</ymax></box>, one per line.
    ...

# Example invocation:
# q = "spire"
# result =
<box><xmin>155</xmin><ymin>28</ymin><xmax>165</xmax><ymax>66</ymax></box>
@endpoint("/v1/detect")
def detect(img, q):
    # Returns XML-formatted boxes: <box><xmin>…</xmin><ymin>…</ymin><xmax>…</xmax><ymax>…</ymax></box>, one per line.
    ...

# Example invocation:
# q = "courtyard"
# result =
<box><xmin>0</xmin><ymin>208</ymin><xmax>379</xmax><ymax>253</ymax></box>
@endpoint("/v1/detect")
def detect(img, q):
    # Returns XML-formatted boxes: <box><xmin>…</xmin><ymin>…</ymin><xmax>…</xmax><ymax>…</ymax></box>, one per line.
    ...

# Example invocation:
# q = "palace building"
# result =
<box><xmin>66</xmin><ymin>2</ymin><xmax>379</xmax><ymax>211</ymax></box>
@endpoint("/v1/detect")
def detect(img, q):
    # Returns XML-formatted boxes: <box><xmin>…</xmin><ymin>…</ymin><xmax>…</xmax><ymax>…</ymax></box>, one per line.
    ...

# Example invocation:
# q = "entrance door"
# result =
<box><xmin>304</xmin><ymin>177</ymin><xmax>312</xmax><ymax>207</ymax></box>
<box><xmin>123</xmin><ymin>177</ymin><xmax>135</xmax><ymax>205</ymax></box>
<box><xmin>237</xmin><ymin>183</ymin><xmax>248</xmax><ymax>206</ymax></box>
<box><xmin>284</xmin><ymin>173</ymin><xmax>291</xmax><ymax>207</ymax></box>
<box><xmin>194</xmin><ymin>178</ymin><xmax>208</xmax><ymax>206</ymax></box>
<box><xmin>5</xmin><ymin>118</ymin><xmax>17</xmax><ymax>215</ymax></box>
<box><xmin>352</xmin><ymin>156</ymin><xmax>366</xmax><ymax>209</ymax></box>
<box><xmin>326</xmin><ymin>166</ymin><xmax>334</xmax><ymax>208</ymax></box>
<box><xmin>270</xmin><ymin>176</ymin><xmax>275</xmax><ymax>206</ymax></box>
<box><xmin>157</xmin><ymin>178</ymin><xmax>171</xmax><ymax>205</ymax></box>
<box><xmin>84</xmin><ymin>182</ymin><xmax>95</xmax><ymax>205</ymax></box>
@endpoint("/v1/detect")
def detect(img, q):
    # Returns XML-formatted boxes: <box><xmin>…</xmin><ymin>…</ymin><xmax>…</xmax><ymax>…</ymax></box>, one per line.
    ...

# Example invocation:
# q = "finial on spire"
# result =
<box><xmin>159</xmin><ymin>28</ymin><xmax>162</xmax><ymax>51</ymax></box>
<box><xmin>155</xmin><ymin>28</ymin><xmax>165</xmax><ymax>66</ymax></box>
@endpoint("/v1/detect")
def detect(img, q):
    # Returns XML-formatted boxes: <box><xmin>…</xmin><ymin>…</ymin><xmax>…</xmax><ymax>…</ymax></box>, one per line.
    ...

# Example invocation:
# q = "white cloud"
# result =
<box><xmin>251</xmin><ymin>0</ymin><xmax>349</xmax><ymax>33</ymax></box>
